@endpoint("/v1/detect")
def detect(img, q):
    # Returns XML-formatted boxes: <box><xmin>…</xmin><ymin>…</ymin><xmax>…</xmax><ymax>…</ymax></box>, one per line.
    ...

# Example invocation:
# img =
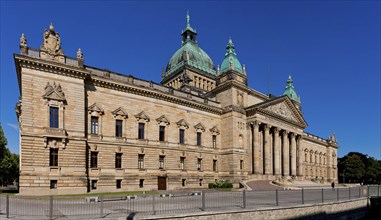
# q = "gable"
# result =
<box><xmin>246</xmin><ymin>96</ymin><xmax>307</xmax><ymax>128</ymax></box>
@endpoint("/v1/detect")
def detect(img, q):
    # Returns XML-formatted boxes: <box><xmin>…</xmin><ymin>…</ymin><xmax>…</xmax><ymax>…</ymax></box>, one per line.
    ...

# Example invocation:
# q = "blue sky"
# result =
<box><xmin>0</xmin><ymin>1</ymin><xmax>380</xmax><ymax>159</ymax></box>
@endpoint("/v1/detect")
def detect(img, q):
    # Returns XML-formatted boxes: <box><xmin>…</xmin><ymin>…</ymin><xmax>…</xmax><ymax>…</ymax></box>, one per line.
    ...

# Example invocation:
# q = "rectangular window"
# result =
<box><xmin>116</xmin><ymin>180</ymin><xmax>122</xmax><ymax>189</ymax></box>
<box><xmin>91</xmin><ymin>180</ymin><xmax>97</xmax><ymax>190</ymax></box>
<box><xmin>50</xmin><ymin>148</ymin><xmax>58</xmax><ymax>166</ymax></box>
<box><xmin>139</xmin><ymin>179</ymin><xmax>144</xmax><ymax>188</ymax></box>
<box><xmin>197</xmin><ymin>158</ymin><xmax>202</xmax><ymax>171</ymax></box>
<box><xmin>180</xmin><ymin>157</ymin><xmax>185</xmax><ymax>170</ymax></box>
<box><xmin>115</xmin><ymin>119</ymin><xmax>123</xmax><ymax>137</ymax></box>
<box><xmin>240</xmin><ymin>160</ymin><xmax>244</xmax><ymax>170</ymax></box>
<box><xmin>91</xmin><ymin>152</ymin><xmax>98</xmax><ymax>168</ymax></box>
<box><xmin>138</xmin><ymin>123</ymin><xmax>145</xmax><ymax>139</ymax></box>
<box><xmin>138</xmin><ymin>154</ymin><xmax>144</xmax><ymax>169</ymax></box>
<box><xmin>115</xmin><ymin>153</ymin><xmax>122</xmax><ymax>169</ymax></box>
<box><xmin>213</xmin><ymin>159</ymin><xmax>217</xmax><ymax>172</ymax></box>
<box><xmin>50</xmin><ymin>106</ymin><xmax>59</xmax><ymax>128</ymax></box>
<box><xmin>197</xmin><ymin>132</ymin><xmax>202</xmax><ymax>146</ymax></box>
<box><xmin>212</xmin><ymin>135</ymin><xmax>217</xmax><ymax>148</ymax></box>
<box><xmin>182</xmin><ymin>179</ymin><xmax>186</xmax><ymax>187</ymax></box>
<box><xmin>159</xmin><ymin>126</ymin><xmax>165</xmax><ymax>142</ymax></box>
<box><xmin>159</xmin><ymin>155</ymin><xmax>165</xmax><ymax>169</ymax></box>
<box><xmin>91</xmin><ymin>116</ymin><xmax>99</xmax><ymax>135</ymax></box>
<box><xmin>179</xmin><ymin>129</ymin><xmax>185</xmax><ymax>144</ymax></box>
<box><xmin>50</xmin><ymin>180</ymin><xmax>57</xmax><ymax>189</ymax></box>
<box><xmin>199</xmin><ymin>179</ymin><xmax>203</xmax><ymax>186</ymax></box>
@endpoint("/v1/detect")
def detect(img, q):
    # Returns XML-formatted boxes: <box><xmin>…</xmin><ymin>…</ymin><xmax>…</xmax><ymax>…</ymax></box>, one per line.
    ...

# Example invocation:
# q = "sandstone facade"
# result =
<box><xmin>14</xmin><ymin>19</ymin><xmax>338</xmax><ymax>195</ymax></box>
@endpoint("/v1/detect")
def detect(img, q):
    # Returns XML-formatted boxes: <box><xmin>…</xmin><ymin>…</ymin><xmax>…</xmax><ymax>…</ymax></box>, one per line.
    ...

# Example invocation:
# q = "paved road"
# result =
<box><xmin>0</xmin><ymin>187</ymin><xmax>366</xmax><ymax>220</ymax></box>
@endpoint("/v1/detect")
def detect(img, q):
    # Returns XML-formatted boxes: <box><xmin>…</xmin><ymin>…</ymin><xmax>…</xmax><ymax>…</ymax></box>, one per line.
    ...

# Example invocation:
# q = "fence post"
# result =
<box><xmin>152</xmin><ymin>195</ymin><xmax>156</xmax><ymax>215</ymax></box>
<box><xmin>302</xmin><ymin>188</ymin><xmax>304</xmax><ymax>204</ymax></box>
<box><xmin>201</xmin><ymin>191</ymin><xmax>205</xmax><ymax>211</ymax></box>
<box><xmin>49</xmin><ymin>196</ymin><xmax>53</xmax><ymax>220</ymax></box>
<box><xmin>359</xmin><ymin>186</ymin><xmax>361</xmax><ymax>198</ymax></box>
<box><xmin>349</xmin><ymin>187</ymin><xmax>351</xmax><ymax>200</ymax></box>
<box><xmin>337</xmin><ymin>187</ymin><xmax>340</xmax><ymax>201</ymax></box>
<box><xmin>6</xmin><ymin>194</ymin><xmax>9</xmax><ymax>218</ymax></box>
<box><xmin>242</xmin><ymin>190</ymin><xmax>246</xmax><ymax>208</ymax></box>
<box><xmin>276</xmin><ymin>189</ymin><xmax>279</xmax><ymax>206</ymax></box>
<box><xmin>100</xmin><ymin>195</ymin><xmax>104</xmax><ymax>218</ymax></box>
<box><xmin>321</xmin><ymin>188</ymin><xmax>324</xmax><ymax>203</ymax></box>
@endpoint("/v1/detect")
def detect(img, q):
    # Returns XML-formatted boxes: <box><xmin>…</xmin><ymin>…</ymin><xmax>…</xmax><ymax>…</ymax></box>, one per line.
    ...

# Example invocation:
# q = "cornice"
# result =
<box><xmin>222</xmin><ymin>105</ymin><xmax>246</xmax><ymax>115</ymax></box>
<box><xmin>90</xmin><ymin>76</ymin><xmax>223</xmax><ymax>115</ymax></box>
<box><xmin>209</xmin><ymin>80</ymin><xmax>269</xmax><ymax>100</ymax></box>
<box><xmin>14</xmin><ymin>53</ymin><xmax>90</xmax><ymax>94</ymax></box>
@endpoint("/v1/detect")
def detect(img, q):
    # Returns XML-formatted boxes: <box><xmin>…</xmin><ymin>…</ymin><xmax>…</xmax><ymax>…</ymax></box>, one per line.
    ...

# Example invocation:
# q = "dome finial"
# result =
<box><xmin>186</xmin><ymin>11</ymin><xmax>190</xmax><ymax>27</ymax></box>
<box><xmin>50</xmin><ymin>22</ymin><xmax>54</xmax><ymax>31</ymax></box>
<box><xmin>283</xmin><ymin>75</ymin><xmax>299</xmax><ymax>102</ymax></box>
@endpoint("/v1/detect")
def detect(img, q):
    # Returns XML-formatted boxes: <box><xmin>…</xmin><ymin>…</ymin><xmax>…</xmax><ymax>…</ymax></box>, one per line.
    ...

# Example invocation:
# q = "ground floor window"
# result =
<box><xmin>116</xmin><ymin>179</ymin><xmax>122</xmax><ymax>189</ymax></box>
<box><xmin>91</xmin><ymin>180</ymin><xmax>97</xmax><ymax>190</ymax></box>
<box><xmin>139</xmin><ymin>179</ymin><xmax>144</xmax><ymax>188</ymax></box>
<box><xmin>199</xmin><ymin>179</ymin><xmax>203</xmax><ymax>186</ymax></box>
<box><xmin>182</xmin><ymin>179</ymin><xmax>186</xmax><ymax>187</ymax></box>
<box><xmin>50</xmin><ymin>180</ymin><xmax>57</xmax><ymax>189</ymax></box>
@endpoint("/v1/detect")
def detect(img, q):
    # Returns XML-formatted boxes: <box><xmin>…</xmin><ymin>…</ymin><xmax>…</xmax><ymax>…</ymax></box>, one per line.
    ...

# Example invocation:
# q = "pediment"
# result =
<box><xmin>194</xmin><ymin>122</ymin><xmax>205</xmax><ymax>132</ymax></box>
<box><xmin>135</xmin><ymin>111</ymin><xmax>150</xmax><ymax>122</ymax></box>
<box><xmin>112</xmin><ymin>107</ymin><xmax>128</xmax><ymax>118</ymax></box>
<box><xmin>156</xmin><ymin>115</ymin><xmax>170</xmax><ymax>125</ymax></box>
<box><xmin>209</xmin><ymin>126</ymin><xmax>220</xmax><ymax>135</ymax></box>
<box><xmin>176</xmin><ymin>119</ymin><xmax>189</xmax><ymax>129</ymax></box>
<box><xmin>248</xmin><ymin>96</ymin><xmax>307</xmax><ymax>128</ymax></box>
<box><xmin>88</xmin><ymin>103</ymin><xmax>104</xmax><ymax>114</ymax></box>
<box><xmin>42</xmin><ymin>82</ymin><xmax>66</xmax><ymax>102</ymax></box>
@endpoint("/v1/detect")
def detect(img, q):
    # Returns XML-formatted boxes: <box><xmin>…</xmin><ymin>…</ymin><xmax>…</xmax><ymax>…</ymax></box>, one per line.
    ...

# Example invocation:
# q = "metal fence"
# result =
<box><xmin>0</xmin><ymin>186</ymin><xmax>370</xmax><ymax>220</ymax></box>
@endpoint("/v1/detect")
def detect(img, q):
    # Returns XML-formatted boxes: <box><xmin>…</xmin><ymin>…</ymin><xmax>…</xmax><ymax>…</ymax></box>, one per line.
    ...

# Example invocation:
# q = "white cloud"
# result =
<box><xmin>7</xmin><ymin>123</ymin><xmax>19</xmax><ymax>131</ymax></box>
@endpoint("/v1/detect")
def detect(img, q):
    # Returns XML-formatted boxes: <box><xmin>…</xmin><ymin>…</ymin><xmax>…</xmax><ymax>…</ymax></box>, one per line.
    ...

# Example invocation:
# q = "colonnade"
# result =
<box><xmin>251</xmin><ymin>121</ymin><xmax>303</xmax><ymax>177</ymax></box>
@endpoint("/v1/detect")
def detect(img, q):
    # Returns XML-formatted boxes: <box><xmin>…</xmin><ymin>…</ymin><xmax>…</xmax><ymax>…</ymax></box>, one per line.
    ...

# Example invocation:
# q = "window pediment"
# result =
<box><xmin>209</xmin><ymin>126</ymin><xmax>220</xmax><ymax>135</ymax></box>
<box><xmin>176</xmin><ymin>119</ymin><xmax>189</xmax><ymax>129</ymax></box>
<box><xmin>135</xmin><ymin>111</ymin><xmax>150</xmax><ymax>122</ymax></box>
<box><xmin>42</xmin><ymin>82</ymin><xmax>66</xmax><ymax>102</ymax></box>
<box><xmin>156</xmin><ymin>115</ymin><xmax>170</xmax><ymax>125</ymax></box>
<box><xmin>112</xmin><ymin>107</ymin><xmax>128</xmax><ymax>119</ymax></box>
<box><xmin>88</xmin><ymin>103</ymin><xmax>104</xmax><ymax>115</ymax></box>
<box><xmin>194</xmin><ymin>122</ymin><xmax>205</xmax><ymax>132</ymax></box>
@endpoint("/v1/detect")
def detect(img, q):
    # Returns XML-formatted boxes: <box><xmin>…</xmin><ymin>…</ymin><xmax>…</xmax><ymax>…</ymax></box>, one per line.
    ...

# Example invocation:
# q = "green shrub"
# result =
<box><xmin>208</xmin><ymin>180</ymin><xmax>232</xmax><ymax>189</ymax></box>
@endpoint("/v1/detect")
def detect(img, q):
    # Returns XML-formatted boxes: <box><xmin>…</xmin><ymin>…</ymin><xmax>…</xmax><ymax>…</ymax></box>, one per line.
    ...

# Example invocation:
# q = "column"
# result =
<box><xmin>273</xmin><ymin>128</ymin><xmax>281</xmax><ymax>175</ymax></box>
<box><xmin>297</xmin><ymin>136</ymin><xmax>303</xmax><ymax>176</ymax></box>
<box><xmin>253</xmin><ymin>121</ymin><xmax>262</xmax><ymax>174</ymax></box>
<box><xmin>290</xmin><ymin>133</ymin><xmax>297</xmax><ymax>176</ymax></box>
<box><xmin>264</xmin><ymin>124</ymin><xmax>271</xmax><ymax>175</ymax></box>
<box><xmin>282</xmin><ymin>130</ymin><xmax>289</xmax><ymax>176</ymax></box>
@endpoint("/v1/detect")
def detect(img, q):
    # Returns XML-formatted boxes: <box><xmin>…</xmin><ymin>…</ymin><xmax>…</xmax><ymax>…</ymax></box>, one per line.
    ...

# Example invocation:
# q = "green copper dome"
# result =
<box><xmin>283</xmin><ymin>75</ymin><xmax>300</xmax><ymax>102</ymax></box>
<box><xmin>164</xmin><ymin>13</ymin><xmax>216</xmax><ymax>79</ymax></box>
<box><xmin>220</xmin><ymin>38</ymin><xmax>244</xmax><ymax>75</ymax></box>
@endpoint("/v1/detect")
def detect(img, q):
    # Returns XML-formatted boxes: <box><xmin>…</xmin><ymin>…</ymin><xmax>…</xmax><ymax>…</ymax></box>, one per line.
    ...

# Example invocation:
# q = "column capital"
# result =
<box><xmin>273</xmin><ymin>127</ymin><xmax>280</xmax><ymax>134</ymax></box>
<box><xmin>290</xmin><ymin>132</ymin><xmax>296</xmax><ymax>139</ymax></box>
<box><xmin>263</xmin><ymin>124</ymin><xmax>270</xmax><ymax>131</ymax></box>
<box><xmin>251</xmin><ymin>120</ymin><xmax>260</xmax><ymax>128</ymax></box>
<box><xmin>281</xmin><ymin>130</ymin><xmax>289</xmax><ymax>136</ymax></box>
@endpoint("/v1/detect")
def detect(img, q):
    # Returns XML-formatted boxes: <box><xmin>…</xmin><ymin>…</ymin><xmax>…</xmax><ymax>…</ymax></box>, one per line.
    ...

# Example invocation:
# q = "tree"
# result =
<box><xmin>0</xmin><ymin>124</ymin><xmax>19</xmax><ymax>187</ymax></box>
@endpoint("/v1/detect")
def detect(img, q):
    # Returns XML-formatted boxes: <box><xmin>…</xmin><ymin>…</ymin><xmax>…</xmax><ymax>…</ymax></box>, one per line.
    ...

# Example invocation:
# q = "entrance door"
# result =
<box><xmin>158</xmin><ymin>176</ymin><xmax>167</xmax><ymax>190</ymax></box>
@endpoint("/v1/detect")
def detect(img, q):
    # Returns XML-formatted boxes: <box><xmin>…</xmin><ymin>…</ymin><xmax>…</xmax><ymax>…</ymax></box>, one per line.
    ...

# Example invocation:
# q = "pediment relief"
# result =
<box><xmin>194</xmin><ymin>122</ymin><xmax>206</xmax><ymax>132</ymax></box>
<box><xmin>176</xmin><ymin>119</ymin><xmax>189</xmax><ymax>129</ymax></box>
<box><xmin>264</xmin><ymin>102</ymin><xmax>298</xmax><ymax>123</ymax></box>
<box><xmin>112</xmin><ymin>107</ymin><xmax>128</xmax><ymax>118</ymax></box>
<box><xmin>135</xmin><ymin>111</ymin><xmax>150</xmax><ymax>122</ymax></box>
<box><xmin>156</xmin><ymin>115</ymin><xmax>170</xmax><ymax>125</ymax></box>
<box><xmin>42</xmin><ymin>82</ymin><xmax>66</xmax><ymax>102</ymax></box>
<box><xmin>88</xmin><ymin>103</ymin><xmax>104</xmax><ymax>115</ymax></box>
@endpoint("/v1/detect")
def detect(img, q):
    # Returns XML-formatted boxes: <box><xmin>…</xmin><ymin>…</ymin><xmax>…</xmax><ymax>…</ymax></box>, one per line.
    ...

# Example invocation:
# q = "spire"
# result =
<box><xmin>226</xmin><ymin>37</ymin><xmax>236</xmax><ymax>55</ymax></box>
<box><xmin>220</xmin><ymin>37</ymin><xmax>243</xmax><ymax>75</ymax></box>
<box><xmin>283</xmin><ymin>75</ymin><xmax>300</xmax><ymax>102</ymax></box>
<box><xmin>50</xmin><ymin>22</ymin><xmax>54</xmax><ymax>31</ymax></box>
<box><xmin>181</xmin><ymin>11</ymin><xmax>197</xmax><ymax>45</ymax></box>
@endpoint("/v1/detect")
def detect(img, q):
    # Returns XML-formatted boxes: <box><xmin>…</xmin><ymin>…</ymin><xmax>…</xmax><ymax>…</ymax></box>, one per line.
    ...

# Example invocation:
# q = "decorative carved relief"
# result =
<box><xmin>20</xmin><ymin>33</ymin><xmax>27</xmax><ymax>47</ymax></box>
<box><xmin>40</xmin><ymin>23</ymin><xmax>64</xmax><ymax>60</ymax></box>
<box><xmin>42</xmin><ymin>82</ymin><xmax>66</xmax><ymax>102</ymax></box>
<box><xmin>265</xmin><ymin>102</ymin><xmax>298</xmax><ymax>122</ymax></box>
<box><xmin>237</xmin><ymin>92</ymin><xmax>244</xmax><ymax>106</ymax></box>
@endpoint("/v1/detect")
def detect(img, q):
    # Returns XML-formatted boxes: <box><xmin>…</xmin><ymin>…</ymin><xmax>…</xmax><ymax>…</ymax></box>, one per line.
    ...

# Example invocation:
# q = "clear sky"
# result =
<box><xmin>0</xmin><ymin>1</ymin><xmax>380</xmax><ymax>159</ymax></box>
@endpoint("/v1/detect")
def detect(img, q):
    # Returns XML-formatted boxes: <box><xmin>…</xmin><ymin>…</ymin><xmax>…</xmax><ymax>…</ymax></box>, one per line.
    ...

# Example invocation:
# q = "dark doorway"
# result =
<box><xmin>158</xmin><ymin>176</ymin><xmax>167</xmax><ymax>190</ymax></box>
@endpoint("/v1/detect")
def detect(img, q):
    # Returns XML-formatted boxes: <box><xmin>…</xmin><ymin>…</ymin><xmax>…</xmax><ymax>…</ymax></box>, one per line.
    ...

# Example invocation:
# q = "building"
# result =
<box><xmin>14</xmin><ymin>15</ymin><xmax>338</xmax><ymax>195</ymax></box>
